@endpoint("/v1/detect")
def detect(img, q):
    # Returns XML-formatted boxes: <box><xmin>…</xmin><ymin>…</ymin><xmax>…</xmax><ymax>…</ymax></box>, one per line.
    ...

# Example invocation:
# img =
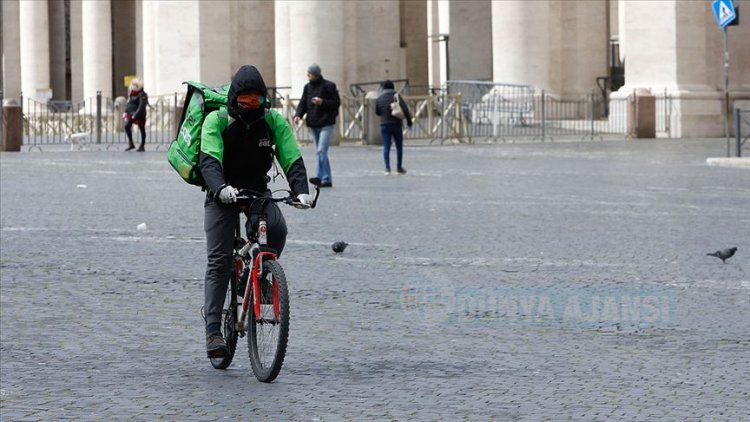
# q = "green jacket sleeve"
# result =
<box><xmin>267</xmin><ymin>110</ymin><xmax>302</xmax><ymax>173</ymax></box>
<box><xmin>200</xmin><ymin>109</ymin><xmax>228</xmax><ymax>163</ymax></box>
<box><xmin>267</xmin><ymin>110</ymin><xmax>309</xmax><ymax>195</ymax></box>
<box><xmin>199</xmin><ymin>109</ymin><xmax>230</xmax><ymax>194</ymax></box>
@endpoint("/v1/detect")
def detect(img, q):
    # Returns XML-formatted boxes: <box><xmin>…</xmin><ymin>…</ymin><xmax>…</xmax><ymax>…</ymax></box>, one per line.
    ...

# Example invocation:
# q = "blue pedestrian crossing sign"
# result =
<box><xmin>712</xmin><ymin>0</ymin><xmax>736</xmax><ymax>28</ymax></box>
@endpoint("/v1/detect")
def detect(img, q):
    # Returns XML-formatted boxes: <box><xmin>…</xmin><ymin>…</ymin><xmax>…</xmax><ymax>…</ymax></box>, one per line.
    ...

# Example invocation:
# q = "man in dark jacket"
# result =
<box><xmin>123</xmin><ymin>79</ymin><xmax>148</xmax><ymax>151</ymax></box>
<box><xmin>375</xmin><ymin>80</ymin><xmax>412</xmax><ymax>175</ymax></box>
<box><xmin>293</xmin><ymin>64</ymin><xmax>340</xmax><ymax>187</ymax></box>
<box><xmin>199</xmin><ymin>65</ymin><xmax>314</xmax><ymax>358</ymax></box>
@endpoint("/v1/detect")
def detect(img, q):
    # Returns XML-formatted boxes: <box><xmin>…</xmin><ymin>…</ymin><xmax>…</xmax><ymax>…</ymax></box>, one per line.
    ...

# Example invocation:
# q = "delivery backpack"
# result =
<box><xmin>167</xmin><ymin>81</ymin><xmax>229</xmax><ymax>186</ymax></box>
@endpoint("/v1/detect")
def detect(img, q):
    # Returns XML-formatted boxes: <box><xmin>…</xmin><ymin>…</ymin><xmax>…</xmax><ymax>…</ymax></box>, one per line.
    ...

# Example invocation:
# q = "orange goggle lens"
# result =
<box><xmin>237</xmin><ymin>94</ymin><xmax>265</xmax><ymax>109</ymax></box>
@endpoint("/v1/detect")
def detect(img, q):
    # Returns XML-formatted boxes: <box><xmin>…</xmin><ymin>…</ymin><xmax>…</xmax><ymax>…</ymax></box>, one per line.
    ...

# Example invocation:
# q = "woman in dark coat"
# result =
<box><xmin>375</xmin><ymin>80</ymin><xmax>412</xmax><ymax>175</ymax></box>
<box><xmin>123</xmin><ymin>79</ymin><xmax>148</xmax><ymax>151</ymax></box>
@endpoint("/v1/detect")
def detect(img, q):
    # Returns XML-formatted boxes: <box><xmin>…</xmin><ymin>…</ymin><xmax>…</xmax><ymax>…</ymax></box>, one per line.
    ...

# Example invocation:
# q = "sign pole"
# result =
<box><xmin>712</xmin><ymin>0</ymin><xmax>735</xmax><ymax>156</ymax></box>
<box><xmin>723</xmin><ymin>26</ymin><xmax>730</xmax><ymax>157</ymax></box>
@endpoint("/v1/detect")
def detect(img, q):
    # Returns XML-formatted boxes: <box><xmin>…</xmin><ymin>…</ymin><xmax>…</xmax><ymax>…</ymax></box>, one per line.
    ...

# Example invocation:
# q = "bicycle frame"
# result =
<box><xmin>238</xmin><ymin>241</ymin><xmax>277</xmax><ymax>332</ymax></box>
<box><xmin>232</xmin><ymin>188</ymin><xmax>319</xmax><ymax>332</ymax></box>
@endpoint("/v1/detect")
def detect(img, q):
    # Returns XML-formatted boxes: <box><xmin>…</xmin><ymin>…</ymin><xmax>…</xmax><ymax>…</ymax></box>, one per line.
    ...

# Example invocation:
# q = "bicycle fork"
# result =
<box><xmin>236</xmin><ymin>219</ymin><xmax>269</xmax><ymax>332</ymax></box>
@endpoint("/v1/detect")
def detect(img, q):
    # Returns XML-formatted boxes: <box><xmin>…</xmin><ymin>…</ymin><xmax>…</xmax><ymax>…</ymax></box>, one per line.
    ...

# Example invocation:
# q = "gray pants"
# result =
<box><xmin>203</xmin><ymin>198</ymin><xmax>287</xmax><ymax>329</ymax></box>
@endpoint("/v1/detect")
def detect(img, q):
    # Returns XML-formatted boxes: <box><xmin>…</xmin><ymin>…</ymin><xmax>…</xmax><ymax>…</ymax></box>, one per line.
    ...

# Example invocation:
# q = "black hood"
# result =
<box><xmin>228</xmin><ymin>65</ymin><xmax>268</xmax><ymax>122</ymax></box>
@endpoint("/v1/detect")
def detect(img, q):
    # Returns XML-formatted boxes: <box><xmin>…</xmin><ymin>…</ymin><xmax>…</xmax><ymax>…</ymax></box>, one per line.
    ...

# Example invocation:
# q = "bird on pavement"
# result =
<box><xmin>706</xmin><ymin>247</ymin><xmax>737</xmax><ymax>263</ymax></box>
<box><xmin>332</xmin><ymin>241</ymin><xmax>348</xmax><ymax>253</ymax></box>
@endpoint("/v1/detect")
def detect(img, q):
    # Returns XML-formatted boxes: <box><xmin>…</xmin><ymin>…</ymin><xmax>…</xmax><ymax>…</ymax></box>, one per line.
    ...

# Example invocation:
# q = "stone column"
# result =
<box><xmin>142</xmin><ymin>0</ymin><xmax>156</xmax><ymax>92</ymax></box>
<box><xmin>427</xmin><ymin>0</ymin><xmax>449</xmax><ymax>87</ymax></box>
<box><xmin>559</xmin><ymin>0</ymin><xmax>607</xmax><ymax>97</ymax></box>
<box><xmin>143</xmin><ymin>1</ymin><xmax>231</xmax><ymax>95</ymax></box>
<box><xmin>614</xmin><ymin>0</ymin><xmax>726</xmax><ymax>137</ymax></box>
<box><xmin>69</xmin><ymin>0</ymin><xmax>83</xmax><ymax>102</ymax></box>
<box><xmin>491</xmin><ymin>0</ymin><xmax>552</xmax><ymax>92</ymax></box>
<box><xmin>48</xmin><ymin>0</ymin><xmax>67</xmax><ymax>100</ymax></box>
<box><xmin>345</xmin><ymin>2</ymin><xmax>404</xmax><ymax>91</ymax></box>
<box><xmin>82</xmin><ymin>0</ymin><xmax>112</xmax><ymax>100</ymax></box>
<box><xmin>274</xmin><ymin>0</ymin><xmax>291</xmax><ymax>90</ymax></box>
<box><xmin>135</xmin><ymin>0</ymin><xmax>143</xmax><ymax>80</ymax></box>
<box><xmin>730</xmin><ymin>14</ymin><xmax>750</xmax><ymax>92</ymax></box>
<box><xmin>2</xmin><ymin>0</ymin><xmax>22</xmax><ymax>99</ymax></box>
<box><xmin>19</xmin><ymin>0</ymin><xmax>51</xmax><ymax>101</ymax></box>
<box><xmin>449</xmin><ymin>0</ymin><xmax>492</xmax><ymax>82</ymax></box>
<box><xmin>706</xmin><ymin>3</ymin><xmax>750</xmax><ymax>94</ymax></box>
<box><xmin>400</xmin><ymin>0</ymin><xmax>428</xmax><ymax>91</ymax></box>
<box><xmin>112</xmin><ymin>0</ymin><xmax>137</xmax><ymax>98</ymax></box>
<box><xmin>198</xmin><ymin>1</ymin><xmax>231</xmax><ymax>86</ymax></box>
<box><xmin>345</xmin><ymin>1</ymin><xmax>402</xmax><ymax>86</ymax></box>
<box><xmin>231</xmin><ymin>1</ymin><xmax>275</xmax><ymax>87</ymax></box>
<box><xmin>288</xmin><ymin>1</ymin><xmax>344</xmax><ymax>97</ymax></box>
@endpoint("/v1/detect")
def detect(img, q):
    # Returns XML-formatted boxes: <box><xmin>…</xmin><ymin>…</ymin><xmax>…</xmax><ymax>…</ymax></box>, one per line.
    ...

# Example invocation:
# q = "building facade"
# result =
<box><xmin>1</xmin><ymin>0</ymin><xmax>748</xmax><ymax>137</ymax></box>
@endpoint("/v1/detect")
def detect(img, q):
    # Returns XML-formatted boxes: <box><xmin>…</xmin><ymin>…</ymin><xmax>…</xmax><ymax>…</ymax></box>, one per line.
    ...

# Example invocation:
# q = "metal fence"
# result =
<box><xmin>268</xmin><ymin>92</ymin><xmax>468</xmax><ymax>144</ymax></box>
<box><xmin>736</xmin><ymin>108</ymin><xmax>750</xmax><ymax>157</ymax></box>
<box><xmin>15</xmin><ymin>82</ymin><xmax>742</xmax><ymax>150</ymax></box>
<box><xmin>444</xmin><ymin>81</ymin><xmax>678</xmax><ymax>142</ymax></box>
<box><xmin>399</xmin><ymin>93</ymin><xmax>468</xmax><ymax>143</ymax></box>
<box><xmin>1</xmin><ymin>91</ymin><xmax>4</xmax><ymax>148</ymax></box>
<box><xmin>20</xmin><ymin>91</ymin><xmax>180</xmax><ymax>151</ymax></box>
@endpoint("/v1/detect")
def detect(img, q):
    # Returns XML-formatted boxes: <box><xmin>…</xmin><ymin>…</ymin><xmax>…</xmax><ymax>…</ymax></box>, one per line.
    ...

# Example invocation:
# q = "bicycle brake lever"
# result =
<box><xmin>288</xmin><ymin>197</ymin><xmax>310</xmax><ymax>209</ymax></box>
<box><xmin>310</xmin><ymin>186</ymin><xmax>320</xmax><ymax>209</ymax></box>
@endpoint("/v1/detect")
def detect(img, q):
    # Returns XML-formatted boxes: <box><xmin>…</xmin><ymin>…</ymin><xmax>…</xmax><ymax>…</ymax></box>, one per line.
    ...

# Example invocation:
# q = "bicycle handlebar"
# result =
<box><xmin>235</xmin><ymin>186</ymin><xmax>320</xmax><ymax>210</ymax></box>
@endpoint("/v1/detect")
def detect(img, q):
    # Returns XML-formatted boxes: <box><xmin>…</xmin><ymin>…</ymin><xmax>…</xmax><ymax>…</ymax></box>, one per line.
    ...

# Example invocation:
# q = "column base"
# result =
<box><xmin>610</xmin><ymin>85</ymin><xmax>750</xmax><ymax>138</ymax></box>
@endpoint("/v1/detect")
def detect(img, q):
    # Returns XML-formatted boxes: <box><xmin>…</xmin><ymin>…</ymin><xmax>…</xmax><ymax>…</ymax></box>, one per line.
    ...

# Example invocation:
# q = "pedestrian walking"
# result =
<box><xmin>375</xmin><ymin>80</ymin><xmax>412</xmax><ymax>175</ymax></box>
<box><xmin>123</xmin><ymin>79</ymin><xmax>148</xmax><ymax>151</ymax></box>
<box><xmin>293</xmin><ymin>64</ymin><xmax>340</xmax><ymax>187</ymax></box>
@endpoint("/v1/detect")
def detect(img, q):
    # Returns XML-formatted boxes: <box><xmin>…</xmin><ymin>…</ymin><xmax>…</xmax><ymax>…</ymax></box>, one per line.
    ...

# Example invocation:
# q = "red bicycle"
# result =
<box><xmin>209</xmin><ymin>187</ymin><xmax>319</xmax><ymax>382</ymax></box>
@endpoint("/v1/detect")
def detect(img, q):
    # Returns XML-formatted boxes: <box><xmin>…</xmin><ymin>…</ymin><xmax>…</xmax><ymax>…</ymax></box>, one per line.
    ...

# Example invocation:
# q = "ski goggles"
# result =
<box><xmin>237</xmin><ymin>93</ymin><xmax>267</xmax><ymax>109</ymax></box>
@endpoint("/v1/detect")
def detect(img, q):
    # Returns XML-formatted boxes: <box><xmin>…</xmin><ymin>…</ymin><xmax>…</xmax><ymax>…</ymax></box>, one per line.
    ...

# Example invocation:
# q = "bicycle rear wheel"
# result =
<box><xmin>248</xmin><ymin>259</ymin><xmax>289</xmax><ymax>382</ymax></box>
<box><xmin>210</xmin><ymin>270</ymin><xmax>239</xmax><ymax>369</ymax></box>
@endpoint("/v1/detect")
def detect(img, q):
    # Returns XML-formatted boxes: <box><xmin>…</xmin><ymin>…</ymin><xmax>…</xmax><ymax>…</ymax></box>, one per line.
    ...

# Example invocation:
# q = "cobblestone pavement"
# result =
<box><xmin>1</xmin><ymin>139</ymin><xmax>749</xmax><ymax>421</ymax></box>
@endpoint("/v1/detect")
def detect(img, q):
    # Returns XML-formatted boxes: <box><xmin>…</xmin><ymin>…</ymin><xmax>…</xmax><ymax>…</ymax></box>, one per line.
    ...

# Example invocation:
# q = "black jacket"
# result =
<box><xmin>199</xmin><ymin>65</ymin><xmax>309</xmax><ymax>198</ymax></box>
<box><xmin>375</xmin><ymin>89</ymin><xmax>412</xmax><ymax>126</ymax></box>
<box><xmin>125</xmin><ymin>90</ymin><xmax>148</xmax><ymax>120</ymax></box>
<box><xmin>294</xmin><ymin>77</ymin><xmax>341</xmax><ymax>128</ymax></box>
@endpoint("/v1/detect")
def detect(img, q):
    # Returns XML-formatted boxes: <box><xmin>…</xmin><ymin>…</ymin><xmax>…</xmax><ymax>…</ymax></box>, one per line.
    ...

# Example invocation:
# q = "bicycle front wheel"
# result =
<box><xmin>210</xmin><ymin>270</ymin><xmax>239</xmax><ymax>370</ymax></box>
<box><xmin>248</xmin><ymin>259</ymin><xmax>289</xmax><ymax>382</ymax></box>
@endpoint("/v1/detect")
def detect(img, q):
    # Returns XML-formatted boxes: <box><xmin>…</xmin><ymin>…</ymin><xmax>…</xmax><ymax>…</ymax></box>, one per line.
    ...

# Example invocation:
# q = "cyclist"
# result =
<box><xmin>199</xmin><ymin>65</ymin><xmax>314</xmax><ymax>358</ymax></box>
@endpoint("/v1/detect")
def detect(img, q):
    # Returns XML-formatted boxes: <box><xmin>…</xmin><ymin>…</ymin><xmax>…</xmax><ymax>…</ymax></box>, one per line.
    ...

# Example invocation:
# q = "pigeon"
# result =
<box><xmin>332</xmin><ymin>241</ymin><xmax>348</xmax><ymax>253</ymax></box>
<box><xmin>706</xmin><ymin>247</ymin><xmax>737</xmax><ymax>263</ymax></box>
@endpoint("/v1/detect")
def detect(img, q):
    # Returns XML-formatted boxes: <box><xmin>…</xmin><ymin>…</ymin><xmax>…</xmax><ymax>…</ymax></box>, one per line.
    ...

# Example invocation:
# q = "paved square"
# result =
<box><xmin>1</xmin><ymin>139</ymin><xmax>749</xmax><ymax>420</ymax></box>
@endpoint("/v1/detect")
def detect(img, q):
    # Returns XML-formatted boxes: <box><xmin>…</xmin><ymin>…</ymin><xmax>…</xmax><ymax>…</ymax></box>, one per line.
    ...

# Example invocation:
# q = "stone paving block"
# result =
<box><xmin>1</xmin><ymin>139</ymin><xmax>749</xmax><ymax>420</ymax></box>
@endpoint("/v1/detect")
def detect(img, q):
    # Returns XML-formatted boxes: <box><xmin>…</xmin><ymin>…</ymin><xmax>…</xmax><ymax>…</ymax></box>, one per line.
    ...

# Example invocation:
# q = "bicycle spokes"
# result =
<box><xmin>272</xmin><ymin>279</ymin><xmax>280</xmax><ymax>320</ymax></box>
<box><xmin>247</xmin><ymin>260</ymin><xmax>288</xmax><ymax>382</ymax></box>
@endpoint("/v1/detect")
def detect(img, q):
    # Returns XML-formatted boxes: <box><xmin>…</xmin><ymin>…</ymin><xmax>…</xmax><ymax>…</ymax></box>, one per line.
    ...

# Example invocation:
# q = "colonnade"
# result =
<box><xmin>2</xmin><ymin>0</ymin><xmax>748</xmax><ymax>137</ymax></box>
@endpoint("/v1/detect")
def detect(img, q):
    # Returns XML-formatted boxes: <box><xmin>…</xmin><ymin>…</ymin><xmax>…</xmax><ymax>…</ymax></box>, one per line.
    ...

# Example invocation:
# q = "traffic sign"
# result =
<box><xmin>712</xmin><ymin>0</ymin><xmax>737</xmax><ymax>28</ymax></box>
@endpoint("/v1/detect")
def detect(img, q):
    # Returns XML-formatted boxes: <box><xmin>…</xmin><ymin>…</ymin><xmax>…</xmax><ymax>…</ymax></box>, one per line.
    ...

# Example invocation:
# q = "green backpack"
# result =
<box><xmin>167</xmin><ymin>81</ymin><xmax>229</xmax><ymax>186</ymax></box>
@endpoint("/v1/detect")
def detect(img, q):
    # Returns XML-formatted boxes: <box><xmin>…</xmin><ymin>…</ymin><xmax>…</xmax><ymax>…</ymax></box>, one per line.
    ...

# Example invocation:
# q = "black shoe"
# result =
<box><xmin>206</xmin><ymin>333</ymin><xmax>228</xmax><ymax>358</ymax></box>
<box><xmin>309</xmin><ymin>177</ymin><xmax>321</xmax><ymax>186</ymax></box>
<box><xmin>125</xmin><ymin>145</ymin><xmax>135</xmax><ymax>151</ymax></box>
<box><xmin>396</xmin><ymin>168</ymin><xmax>407</xmax><ymax>175</ymax></box>
<box><xmin>319</xmin><ymin>181</ymin><xmax>332</xmax><ymax>188</ymax></box>
<box><xmin>136</xmin><ymin>146</ymin><xmax>145</xmax><ymax>152</ymax></box>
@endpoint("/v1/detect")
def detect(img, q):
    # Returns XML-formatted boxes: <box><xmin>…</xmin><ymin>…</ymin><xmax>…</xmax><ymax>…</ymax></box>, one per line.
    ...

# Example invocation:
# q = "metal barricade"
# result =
<box><xmin>350</xmin><ymin>79</ymin><xmax>409</xmax><ymax>97</ymax></box>
<box><xmin>445</xmin><ymin>80</ymin><xmax>535</xmax><ymax>142</ymax></box>
<box><xmin>0</xmin><ymin>91</ymin><xmax>4</xmax><ymax>148</ymax></box>
<box><xmin>100</xmin><ymin>93</ymin><xmax>180</xmax><ymax>150</ymax></box>
<box><xmin>21</xmin><ymin>92</ymin><xmax>181</xmax><ymax>151</ymax></box>
<box><xmin>736</xmin><ymin>108</ymin><xmax>750</xmax><ymax>157</ymax></box>
<box><xmin>22</xmin><ymin>95</ymin><xmax>93</xmax><ymax>150</ymax></box>
<box><xmin>340</xmin><ymin>96</ymin><xmax>365</xmax><ymax>141</ymax></box>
